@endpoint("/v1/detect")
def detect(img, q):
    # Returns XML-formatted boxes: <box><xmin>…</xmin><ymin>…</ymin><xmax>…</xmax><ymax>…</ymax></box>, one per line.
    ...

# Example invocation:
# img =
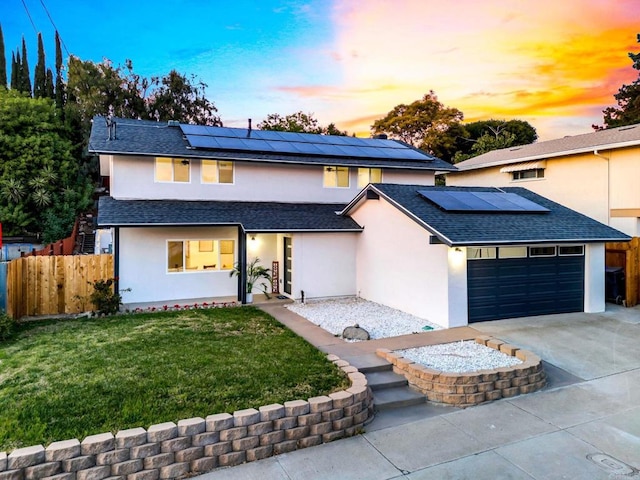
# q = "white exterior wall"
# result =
<box><xmin>288</xmin><ymin>232</ymin><xmax>358</xmax><ymax>299</ymax></box>
<box><xmin>246</xmin><ymin>233</ymin><xmax>278</xmax><ymax>295</ymax></box>
<box><xmin>107</xmin><ymin>154</ymin><xmax>435</xmax><ymax>203</ymax></box>
<box><xmin>584</xmin><ymin>243</ymin><xmax>606</xmax><ymax>312</ymax></box>
<box><xmin>350</xmin><ymin>198</ymin><xmax>461</xmax><ymax>328</ymax></box>
<box><xmin>118</xmin><ymin>226</ymin><xmax>239</xmax><ymax>304</ymax></box>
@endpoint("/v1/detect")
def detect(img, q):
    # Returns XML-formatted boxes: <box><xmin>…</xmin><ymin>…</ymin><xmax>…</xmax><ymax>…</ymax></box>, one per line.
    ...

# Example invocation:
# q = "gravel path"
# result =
<box><xmin>399</xmin><ymin>341</ymin><xmax>522</xmax><ymax>373</ymax></box>
<box><xmin>285</xmin><ymin>297</ymin><xmax>440</xmax><ymax>339</ymax></box>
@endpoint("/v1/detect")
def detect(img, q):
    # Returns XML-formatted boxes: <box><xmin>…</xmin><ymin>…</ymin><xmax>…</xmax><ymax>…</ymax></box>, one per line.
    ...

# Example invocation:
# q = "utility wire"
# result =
<box><xmin>20</xmin><ymin>0</ymin><xmax>39</xmax><ymax>36</ymax></box>
<box><xmin>38</xmin><ymin>0</ymin><xmax>71</xmax><ymax>56</ymax></box>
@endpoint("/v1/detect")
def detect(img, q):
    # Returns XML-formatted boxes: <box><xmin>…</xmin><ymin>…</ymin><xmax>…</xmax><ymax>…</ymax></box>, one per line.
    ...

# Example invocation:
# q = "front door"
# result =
<box><xmin>284</xmin><ymin>237</ymin><xmax>292</xmax><ymax>295</ymax></box>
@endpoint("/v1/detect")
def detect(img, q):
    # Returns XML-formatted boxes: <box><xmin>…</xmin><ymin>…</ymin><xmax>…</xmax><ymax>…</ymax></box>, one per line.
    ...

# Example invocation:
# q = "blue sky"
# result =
<box><xmin>3</xmin><ymin>0</ymin><xmax>640</xmax><ymax>139</ymax></box>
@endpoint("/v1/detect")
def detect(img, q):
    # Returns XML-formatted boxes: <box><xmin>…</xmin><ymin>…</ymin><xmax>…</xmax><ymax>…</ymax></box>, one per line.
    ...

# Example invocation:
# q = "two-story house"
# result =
<box><xmin>90</xmin><ymin>117</ymin><xmax>628</xmax><ymax>328</ymax></box>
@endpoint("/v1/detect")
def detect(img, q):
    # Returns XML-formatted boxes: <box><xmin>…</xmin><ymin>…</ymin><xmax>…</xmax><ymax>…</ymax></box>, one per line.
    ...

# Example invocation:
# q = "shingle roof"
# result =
<box><xmin>88</xmin><ymin>116</ymin><xmax>456</xmax><ymax>171</ymax></box>
<box><xmin>453</xmin><ymin>123</ymin><xmax>640</xmax><ymax>172</ymax></box>
<box><xmin>344</xmin><ymin>184</ymin><xmax>630</xmax><ymax>246</ymax></box>
<box><xmin>97</xmin><ymin>196</ymin><xmax>362</xmax><ymax>232</ymax></box>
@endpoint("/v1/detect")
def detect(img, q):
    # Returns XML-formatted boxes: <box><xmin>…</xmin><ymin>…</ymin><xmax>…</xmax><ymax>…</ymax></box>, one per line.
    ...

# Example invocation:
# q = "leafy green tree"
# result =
<box><xmin>600</xmin><ymin>34</ymin><xmax>640</xmax><ymax>129</ymax></box>
<box><xmin>371</xmin><ymin>91</ymin><xmax>464</xmax><ymax>163</ymax></box>
<box><xmin>258</xmin><ymin>111</ymin><xmax>347</xmax><ymax>135</ymax></box>
<box><xmin>34</xmin><ymin>33</ymin><xmax>47</xmax><ymax>98</ymax></box>
<box><xmin>0</xmin><ymin>89</ymin><xmax>92</xmax><ymax>240</ymax></box>
<box><xmin>453</xmin><ymin>119</ymin><xmax>538</xmax><ymax>162</ymax></box>
<box><xmin>0</xmin><ymin>24</ymin><xmax>6</xmax><ymax>88</ymax></box>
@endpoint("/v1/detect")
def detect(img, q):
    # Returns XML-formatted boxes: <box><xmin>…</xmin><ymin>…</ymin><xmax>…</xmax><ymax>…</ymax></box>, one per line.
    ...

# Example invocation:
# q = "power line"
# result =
<box><xmin>38</xmin><ymin>0</ymin><xmax>71</xmax><ymax>56</ymax></box>
<box><xmin>20</xmin><ymin>0</ymin><xmax>38</xmax><ymax>36</ymax></box>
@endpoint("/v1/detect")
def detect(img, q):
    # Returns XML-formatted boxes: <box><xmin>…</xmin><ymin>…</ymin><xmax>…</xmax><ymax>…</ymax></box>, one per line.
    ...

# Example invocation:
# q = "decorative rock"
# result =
<box><xmin>46</xmin><ymin>440</ymin><xmax>81</xmax><ymax>462</ymax></box>
<box><xmin>342</xmin><ymin>325</ymin><xmax>370</xmax><ymax>341</ymax></box>
<box><xmin>8</xmin><ymin>446</ymin><xmax>46</xmax><ymax>469</ymax></box>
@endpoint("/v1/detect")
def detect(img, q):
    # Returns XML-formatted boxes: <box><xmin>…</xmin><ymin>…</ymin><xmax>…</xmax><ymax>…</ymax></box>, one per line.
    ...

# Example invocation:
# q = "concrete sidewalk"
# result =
<box><xmin>198</xmin><ymin>305</ymin><xmax>640</xmax><ymax>479</ymax></box>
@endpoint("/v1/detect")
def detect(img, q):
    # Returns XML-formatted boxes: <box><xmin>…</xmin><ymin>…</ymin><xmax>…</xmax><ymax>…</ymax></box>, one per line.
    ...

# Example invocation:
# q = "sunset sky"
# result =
<box><xmin>3</xmin><ymin>0</ymin><xmax>640</xmax><ymax>140</ymax></box>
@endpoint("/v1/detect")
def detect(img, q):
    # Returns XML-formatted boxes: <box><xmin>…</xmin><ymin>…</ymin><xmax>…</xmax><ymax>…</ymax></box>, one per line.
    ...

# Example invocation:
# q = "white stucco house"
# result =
<box><xmin>89</xmin><ymin>117</ymin><xmax>629</xmax><ymax>328</ymax></box>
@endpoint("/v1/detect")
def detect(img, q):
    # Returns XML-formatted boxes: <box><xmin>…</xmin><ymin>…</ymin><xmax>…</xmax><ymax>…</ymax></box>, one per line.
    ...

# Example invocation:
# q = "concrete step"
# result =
<box><xmin>366</xmin><ymin>370</ymin><xmax>409</xmax><ymax>391</ymax></box>
<box><xmin>341</xmin><ymin>353</ymin><xmax>392</xmax><ymax>374</ymax></box>
<box><xmin>373</xmin><ymin>386</ymin><xmax>426</xmax><ymax>410</ymax></box>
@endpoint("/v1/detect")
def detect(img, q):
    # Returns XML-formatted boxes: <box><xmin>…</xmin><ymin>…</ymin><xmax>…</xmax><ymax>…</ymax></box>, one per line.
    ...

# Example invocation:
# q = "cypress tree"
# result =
<box><xmin>0</xmin><ymin>24</ymin><xmax>7</xmax><ymax>88</ymax></box>
<box><xmin>34</xmin><ymin>33</ymin><xmax>46</xmax><ymax>98</ymax></box>
<box><xmin>45</xmin><ymin>68</ymin><xmax>54</xmax><ymax>98</ymax></box>
<box><xmin>11</xmin><ymin>50</ymin><xmax>19</xmax><ymax>90</ymax></box>
<box><xmin>54</xmin><ymin>31</ymin><xmax>65</xmax><ymax>109</ymax></box>
<box><xmin>20</xmin><ymin>37</ymin><xmax>31</xmax><ymax>95</ymax></box>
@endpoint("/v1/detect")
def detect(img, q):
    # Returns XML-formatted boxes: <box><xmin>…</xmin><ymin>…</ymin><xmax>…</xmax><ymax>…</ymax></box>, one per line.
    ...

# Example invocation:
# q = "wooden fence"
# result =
<box><xmin>6</xmin><ymin>254</ymin><xmax>114</xmax><ymax>319</ymax></box>
<box><xmin>605</xmin><ymin>237</ymin><xmax>639</xmax><ymax>308</ymax></box>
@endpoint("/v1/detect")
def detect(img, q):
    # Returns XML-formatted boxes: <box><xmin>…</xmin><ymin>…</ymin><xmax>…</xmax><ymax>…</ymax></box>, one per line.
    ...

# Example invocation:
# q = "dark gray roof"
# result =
<box><xmin>343</xmin><ymin>184</ymin><xmax>630</xmax><ymax>246</ymax></box>
<box><xmin>98</xmin><ymin>196</ymin><xmax>362</xmax><ymax>232</ymax></box>
<box><xmin>453</xmin><ymin>122</ymin><xmax>640</xmax><ymax>172</ymax></box>
<box><xmin>88</xmin><ymin>116</ymin><xmax>456</xmax><ymax>171</ymax></box>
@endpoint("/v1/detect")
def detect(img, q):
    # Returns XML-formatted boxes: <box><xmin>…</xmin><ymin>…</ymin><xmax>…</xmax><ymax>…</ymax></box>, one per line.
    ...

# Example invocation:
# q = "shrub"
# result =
<box><xmin>89</xmin><ymin>278</ymin><xmax>122</xmax><ymax>315</ymax></box>
<box><xmin>0</xmin><ymin>310</ymin><xmax>15</xmax><ymax>341</ymax></box>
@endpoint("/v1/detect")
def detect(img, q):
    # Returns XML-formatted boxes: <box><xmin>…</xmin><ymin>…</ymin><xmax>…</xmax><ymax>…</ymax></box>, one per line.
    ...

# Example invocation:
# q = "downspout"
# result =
<box><xmin>238</xmin><ymin>226</ymin><xmax>247</xmax><ymax>304</ymax></box>
<box><xmin>594</xmin><ymin>150</ymin><xmax>610</xmax><ymax>225</ymax></box>
<box><xmin>113</xmin><ymin>227</ymin><xmax>120</xmax><ymax>295</ymax></box>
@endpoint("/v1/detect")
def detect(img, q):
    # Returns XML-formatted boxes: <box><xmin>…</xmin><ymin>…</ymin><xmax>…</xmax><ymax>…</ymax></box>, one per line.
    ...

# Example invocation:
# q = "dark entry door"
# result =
<box><xmin>284</xmin><ymin>237</ymin><xmax>292</xmax><ymax>295</ymax></box>
<box><xmin>467</xmin><ymin>255</ymin><xmax>584</xmax><ymax>322</ymax></box>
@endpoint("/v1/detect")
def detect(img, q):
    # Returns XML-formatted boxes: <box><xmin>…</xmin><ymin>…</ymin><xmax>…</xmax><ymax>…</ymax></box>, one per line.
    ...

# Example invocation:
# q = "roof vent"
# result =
<box><xmin>167</xmin><ymin>120</ymin><xmax>180</xmax><ymax>127</ymax></box>
<box><xmin>373</xmin><ymin>133</ymin><xmax>388</xmax><ymax>140</ymax></box>
<box><xmin>247</xmin><ymin>118</ymin><xmax>252</xmax><ymax>137</ymax></box>
<box><xmin>105</xmin><ymin>115</ymin><xmax>117</xmax><ymax>141</ymax></box>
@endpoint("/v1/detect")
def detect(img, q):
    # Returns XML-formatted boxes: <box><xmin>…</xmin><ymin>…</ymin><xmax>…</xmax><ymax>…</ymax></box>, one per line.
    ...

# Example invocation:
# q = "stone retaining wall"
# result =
<box><xmin>376</xmin><ymin>335</ymin><xmax>546</xmax><ymax>407</ymax></box>
<box><xmin>0</xmin><ymin>355</ymin><xmax>373</xmax><ymax>480</ymax></box>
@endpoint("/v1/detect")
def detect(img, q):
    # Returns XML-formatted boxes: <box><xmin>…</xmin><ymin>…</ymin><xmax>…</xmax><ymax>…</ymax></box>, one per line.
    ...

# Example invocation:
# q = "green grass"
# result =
<box><xmin>0</xmin><ymin>307</ymin><xmax>349</xmax><ymax>451</ymax></box>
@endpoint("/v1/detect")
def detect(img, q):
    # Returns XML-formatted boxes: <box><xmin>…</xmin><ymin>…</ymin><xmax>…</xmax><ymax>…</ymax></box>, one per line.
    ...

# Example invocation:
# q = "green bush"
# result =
<box><xmin>89</xmin><ymin>279</ymin><xmax>122</xmax><ymax>315</ymax></box>
<box><xmin>0</xmin><ymin>310</ymin><xmax>15</xmax><ymax>341</ymax></box>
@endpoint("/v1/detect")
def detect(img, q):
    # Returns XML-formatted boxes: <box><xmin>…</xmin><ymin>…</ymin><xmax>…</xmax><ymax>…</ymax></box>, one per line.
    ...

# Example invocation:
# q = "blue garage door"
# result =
<box><xmin>467</xmin><ymin>252</ymin><xmax>584</xmax><ymax>323</ymax></box>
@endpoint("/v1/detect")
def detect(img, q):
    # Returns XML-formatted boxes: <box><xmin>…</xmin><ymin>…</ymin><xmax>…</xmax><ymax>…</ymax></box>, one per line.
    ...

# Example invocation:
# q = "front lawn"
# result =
<box><xmin>0</xmin><ymin>307</ymin><xmax>349</xmax><ymax>451</ymax></box>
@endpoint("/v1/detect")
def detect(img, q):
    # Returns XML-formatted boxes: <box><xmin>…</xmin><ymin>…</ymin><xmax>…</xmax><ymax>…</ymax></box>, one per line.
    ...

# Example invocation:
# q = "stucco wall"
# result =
<box><xmin>584</xmin><ymin>243</ymin><xmax>606</xmax><ymax>312</ymax></box>
<box><xmin>108</xmin><ymin>155</ymin><xmax>434</xmax><ymax>204</ymax></box>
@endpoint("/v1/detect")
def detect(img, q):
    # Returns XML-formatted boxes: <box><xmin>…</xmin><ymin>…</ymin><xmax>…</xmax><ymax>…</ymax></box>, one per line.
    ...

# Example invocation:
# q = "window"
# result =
<box><xmin>529</xmin><ymin>246</ymin><xmax>556</xmax><ymax>257</ymax></box>
<box><xmin>202</xmin><ymin>160</ymin><xmax>234</xmax><ymax>184</ymax></box>
<box><xmin>498</xmin><ymin>246</ymin><xmax>527</xmax><ymax>258</ymax></box>
<box><xmin>467</xmin><ymin>247</ymin><xmax>497</xmax><ymax>259</ymax></box>
<box><xmin>512</xmin><ymin>169</ymin><xmax>544</xmax><ymax>181</ymax></box>
<box><xmin>559</xmin><ymin>245</ymin><xmax>584</xmax><ymax>256</ymax></box>
<box><xmin>323</xmin><ymin>166</ymin><xmax>349</xmax><ymax>188</ymax></box>
<box><xmin>167</xmin><ymin>240</ymin><xmax>235</xmax><ymax>273</ymax></box>
<box><xmin>156</xmin><ymin>157</ymin><xmax>190</xmax><ymax>183</ymax></box>
<box><xmin>357</xmin><ymin>168</ymin><xmax>382</xmax><ymax>188</ymax></box>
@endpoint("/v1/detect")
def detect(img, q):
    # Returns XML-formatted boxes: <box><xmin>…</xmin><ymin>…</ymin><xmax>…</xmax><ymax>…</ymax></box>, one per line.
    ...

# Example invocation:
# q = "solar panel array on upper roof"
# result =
<box><xmin>417</xmin><ymin>190</ymin><xmax>550</xmax><ymax>213</ymax></box>
<box><xmin>179</xmin><ymin>124</ymin><xmax>432</xmax><ymax>161</ymax></box>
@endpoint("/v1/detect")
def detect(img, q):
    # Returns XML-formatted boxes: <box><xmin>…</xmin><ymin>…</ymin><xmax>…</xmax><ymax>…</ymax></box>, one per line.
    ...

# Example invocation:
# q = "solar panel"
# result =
<box><xmin>184</xmin><ymin>134</ymin><xmax>220</xmax><ymax>149</ymax></box>
<box><xmin>417</xmin><ymin>190</ymin><xmax>549</xmax><ymax>213</ymax></box>
<box><xmin>180</xmin><ymin>124</ymin><xmax>210</xmax><ymax>135</ymax></box>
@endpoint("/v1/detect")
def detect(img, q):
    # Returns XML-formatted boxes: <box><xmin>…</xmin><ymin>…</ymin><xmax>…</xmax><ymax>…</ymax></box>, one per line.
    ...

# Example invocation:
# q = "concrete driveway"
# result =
<box><xmin>199</xmin><ymin>305</ymin><xmax>640</xmax><ymax>479</ymax></box>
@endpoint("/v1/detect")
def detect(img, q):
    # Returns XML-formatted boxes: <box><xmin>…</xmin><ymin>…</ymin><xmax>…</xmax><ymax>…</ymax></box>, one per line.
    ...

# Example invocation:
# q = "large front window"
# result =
<box><xmin>156</xmin><ymin>157</ymin><xmax>190</xmax><ymax>183</ymax></box>
<box><xmin>357</xmin><ymin>168</ymin><xmax>382</xmax><ymax>188</ymax></box>
<box><xmin>323</xmin><ymin>166</ymin><xmax>349</xmax><ymax>188</ymax></box>
<box><xmin>202</xmin><ymin>160</ymin><xmax>234</xmax><ymax>184</ymax></box>
<box><xmin>167</xmin><ymin>240</ymin><xmax>235</xmax><ymax>273</ymax></box>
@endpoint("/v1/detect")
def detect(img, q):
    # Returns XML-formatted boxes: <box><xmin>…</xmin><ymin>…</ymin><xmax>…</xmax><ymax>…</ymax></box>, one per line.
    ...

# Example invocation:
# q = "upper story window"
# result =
<box><xmin>156</xmin><ymin>157</ymin><xmax>190</xmax><ymax>183</ymax></box>
<box><xmin>512</xmin><ymin>169</ymin><xmax>544</xmax><ymax>181</ymax></box>
<box><xmin>167</xmin><ymin>239</ymin><xmax>235</xmax><ymax>273</ymax></box>
<box><xmin>357</xmin><ymin>168</ymin><xmax>382</xmax><ymax>188</ymax></box>
<box><xmin>323</xmin><ymin>166</ymin><xmax>350</xmax><ymax>188</ymax></box>
<box><xmin>202</xmin><ymin>160</ymin><xmax>234</xmax><ymax>184</ymax></box>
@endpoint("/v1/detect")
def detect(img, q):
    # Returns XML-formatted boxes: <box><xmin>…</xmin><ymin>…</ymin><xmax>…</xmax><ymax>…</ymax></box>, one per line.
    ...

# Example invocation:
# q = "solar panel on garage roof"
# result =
<box><xmin>417</xmin><ymin>190</ymin><xmax>550</xmax><ymax>213</ymax></box>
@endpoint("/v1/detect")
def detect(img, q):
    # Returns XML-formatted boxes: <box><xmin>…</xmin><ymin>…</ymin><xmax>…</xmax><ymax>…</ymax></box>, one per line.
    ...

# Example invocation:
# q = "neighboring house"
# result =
<box><xmin>446</xmin><ymin>123</ymin><xmax>640</xmax><ymax>237</ymax></box>
<box><xmin>343</xmin><ymin>185</ymin><xmax>628</xmax><ymax>326</ymax></box>
<box><xmin>89</xmin><ymin>116</ymin><xmax>454</xmax><ymax>308</ymax></box>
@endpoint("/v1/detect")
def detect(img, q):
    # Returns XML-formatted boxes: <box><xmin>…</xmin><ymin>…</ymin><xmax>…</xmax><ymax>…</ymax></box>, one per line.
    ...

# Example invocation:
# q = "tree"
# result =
<box><xmin>20</xmin><ymin>37</ymin><xmax>31</xmax><ymax>95</ymax></box>
<box><xmin>10</xmin><ymin>51</ymin><xmax>18</xmax><ymax>90</ymax></box>
<box><xmin>600</xmin><ymin>34</ymin><xmax>640</xmax><ymax>129</ymax></box>
<box><xmin>258</xmin><ymin>111</ymin><xmax>348</xmax><ymax>135</ymax></box>
<box><xmin>54</xmin><ymin>31</ymin><xmax>65</xmax><ymax>110</ymax></box>
<box><xmin>453</xmin><ymin>119</ymin><xmax>538</xmax><ymax>162</ymax></box>
<box><xmin>34</xmin><ymin>33</ymin><xmax>46</xmax><ymax>98</ymax></box>
<box><xmin>371</xmin><ymin>91</ymin><xmax>464</xmax><ymax>162</ymax></box>
<box><xmin>0</xmin><ymin>24</ymin><xmax>6</xmax><ymax>88</ymax></box>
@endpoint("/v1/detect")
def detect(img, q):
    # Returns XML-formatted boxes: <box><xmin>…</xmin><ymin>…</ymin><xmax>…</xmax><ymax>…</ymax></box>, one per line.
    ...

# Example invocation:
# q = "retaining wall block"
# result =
<box><xmin>142</xmin><ymin>454</ymin><xmax>173</xmax><ymax>471</ymax></box>
<box><xmin>344</xmin><ymin>403</ymin><xmax>363</xmax><ymax>417</ymax></box>
<box><xmin>308</xmin><ymin>422</ymin><xmax>332</xmax><ymax>436</ymax></box>
<box><xmin>177</xmin><ymin>418</ymin><xmax>205</xmax><ymax>437</ymax></box>
<box><xmin>426</xmin><ymin>392</ymin><xmax>444</xmax><ymax>403</ymax></box>
<box><xmin>284</xmin><ymin>400</ymin><xmax>309</xmax><ymax>417</ymax></box>
<box><xmin>259</xmin><ymin>431</ymin><xmax>284</xmax><ymax>447</ymax></box>
<box><xmin>283</xmin><ymin>427</ymin><xmax>309</xmax><ymax>441</ymax></box>
<box><xmin>0</xmin><ymin>452</ymin><xmax>5</xmax><ymax>472</ymax></box>
<box><xmin>515</xmin><ymin>350</ymin><xmax>534</xmax><ymax>361</ymax></box>
<box><xmin>42</xmin><ymin>473</ymin><xmax>75</xmax><ymax>480</ymax></box>
<box><xmin>495</xmin><ymin>368</ymin><xmax>516</xmax><ymax>380</ymax></box>
<box><xmin>75</xmin><ymin>465</ymin><xmax>111</xmax><ymax>480</ymax></box>
<box><xmin>146</xmin><ymin>424</ymin><xmax>177</xmax><ymax>444</ymax></box>
<box><xmin>62</xmin><ymin>456</ymin><xmax>95</xmax><ymax>472</ymax></box>
<box><xmin>479</xmin><ymin>371</ymin><xmax>499</xmax><ymax>382</ymax></box>
<box><xmin>477</xmin><ymin>381</ymin><xmax>495</xmax><ymax>392</ymax></box>
<box><xmin>529</xmin><ymin>371</ymin><xmax>545</xmax><ymax>383</ymax></box>
<box><xmin>519</xmin><ymin>384</ymin><xmax>538</xmax><ymax>394</ymax></box>
<box><xmin>159</xmin><ymin>437</ymin><xmax>190</xmax><ymax>454</ymax></box>
<box><xmin>432</xmin><ymin>383</ymin><xmax>458</xmax><ymax>394</ymax></box>
<box><xmin>158</xmin><ymin>463</ymin><xmax>188</xmax><ymax>480</ymax></box>
<box><xmin>475</xmin><ymin>335</ymin><xmax>492</xmax><ymax>346</ymax></box>
<box><xmin>8</xmin><ymin>446</ymin><xmax>45</xmax><ymax>470</ymax></box>
<box><xmin>333</xmin><ymin>359</ymin><xmax>349</xmax><ymax>368</ymax></box>
<box><xmin>190</xmin><ymin>457</ymin><xmax>216</xmax><ymax>473</ymax></box>
<box><xmin>297</xmin><ymin>413</ymin><xmax>321</xmax><ymax>427</ymax></box>
<box><xmin>247</xmin><ymin>421</ymin><xmax>273</xmax><ymax>436</ymax></box>
<box><xmin>46</xmin><ymin>440</ymin><xmax>81</xmax><ymax>462</ymax></box>
<box><xmin>246</xmin><ymin>446</ymin><xmax>273</xmax><ymax>463</ymax></box>
<box><xmin>174</xmin><ymin>447</ymin><xmax>203</xmax><ymax>463</ymax></box>
<box><xmin>418</xmin><ymin>367</ymin><xmax>440</xmax><ymax>382</ymax></box>
<box><xmin>511</xmin><ymin>376</ymin><xmax>529</xmax><ymax>387</ymax></box>
<box><xmin>494</xmin><ymin>379</ymin><xmax>511</xmax><ymax>390</ymax></box>
<box><xmin>103</xmin><ymin>476</ymin><xmax>123</xmax><ymax>480</ymax></box>
<box><xmin>231</xmin><ymin>436</ymin><xmax>259</xmax><ymax>452</ymax></box>
<box><xmin>333</xmin><ymin>416</ymin><xmax>354</xmax><ymax>431</ymax></box>
<box><xmin>346</xmin><ymin>385</ymin><xmax>368</xmax><ymax>403</ymax></box>
<box><xmin>233</xmin><ymin>409</ymin><xmax>260</xmax><ymax>427</ymax></box>
<box><xmin>219</xmin><ymin>427</ymin><xmax>247</xmax><ymax>443</ymax></box>
<box><xmin>203</xmin><ymin>443</ymin><xmax>231</xmax><ymax>457</ymax></box>
<box><xmin>24</xmin><ymin>462</ymin><xmax>61</xmax><ymax>480</ymax></box>
<box><xmin>114</xmin><ymin>429</ymin><xmax>146</xmax><ymax>450</ymax></box>
<box><xmin>341</xmin><ymin>366</ymin><xmax>358</xmax><ymax>374</ymax></box>
<box><xmin>441</xmin><ymin>394</ymin><xmax>466</xmax><ymax>405</ymax></box>
<box><xmin>81</xmin><ymin>434</ymin><xmax>114</xmax><ymax>457</ymax></box>
<box><xmin>499</xmin><ymin>344</ymin><xmax>519</xmax><ymax>356</ymax></box>
<box><xmin>110</xmin><ymin>459</ymin><xmax>142</xmax><ymax>476</ymax></box>
<box><xmin>191</xmin><ymin>432</ymin><xmax>220</xmax><ymax>448</ymax></box>
<box><xmin>502</xmin><ymin>386</ymin><xmax>520</xmax><ymax>398</ymax></box>
<box><xmin>259</xmin><ymin>404</ymin><xmax>285</xmax><ymax>422</ymax></box>
<box><xmin>205</xmin><ymin>414</ymin><xmax>234</xmax><ymax>433</ymax></box>
<box><xmin>466</xmin><ymin>393</ymin><xmax>485</xmax><ymax>404</ymax></box>
<box><xmin>297</xmin><ymin>436</ymin><xmax>322</xmax><ymax>449</ymax></box>
<box><xmin>217</xmin><ymin>452</ymin><xmax>245</xmax><ymax>468</ymax></box>
<box><xmin>272</xmin><ymin>441</ymin><xmax>297</xmax><ymax>455</ymax></box>
<box><xmin>329</xmin><ymin>391</ymin><xmax>354</xmax><ymax>409</ymax></box>
<box><xmin>308</xmin><ymin>396</ymin><xmax>333</xmax><ymax>414</ymax></box>
<box><xmin>95</xmin><ymin>449</ymin><xmax>129</xmax><ymax>466</ymax></box>
<box><xmin>486</xmin><ymin>339</ymin><xmax>504</xmax><ymax>350</ymax></box>
<box><xmin>321</xmin><ymin>431</ymin><xmax>344</xmax><ymax>443</ymax></box>
<box><xmin>485</xmin><ymin>390</ymin><xmax>502</xmax><ymax>401</ymax></box>
<box><xmin>455</xmin><ymin>384</ymin><xmax>478</xmax><ymax>394</ymax></box>
<box><xmin>321</xmin><ymin>408</ymin><xmax>343</xmax><ymax>422</ymax></box>
<box><xmin>353</xmin><ymin>410</ymin><xmax>369</xmax><ymax>425</ymax></box>
<box><xmin>129</xmin><ymin>444</ymin><xmax>160</xmax><ymax>460</ymax></box>
<box><xmin>326</xmin><ymin>354</ymin><xmax>340</xmax><ymax>362</ymax></box>
<box><xmin>272</xmin><ymin>417</ymin><xmax>296</xmax><ymax>430</ymax></box>
<box><xmin>126</xmin><ymin>470</ymin><xmax>158</xmax><ymax>480</ymax></box>
<box><xmin>0</xmin><ymin>470</ymin><xmax>22</xmax><ymax>480</ymax></box>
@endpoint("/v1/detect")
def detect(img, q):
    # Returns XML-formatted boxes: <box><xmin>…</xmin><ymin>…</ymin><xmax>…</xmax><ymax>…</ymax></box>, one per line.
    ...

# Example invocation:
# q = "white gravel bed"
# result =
<box><xmin>399</xmin><ymin>341</ymin><xmax>522</xmax><ymax>373</ymax></box>
<box><xmin>285</xmin><ymin>297</ymin><xmax>441</xmax><ymax>340</ymax></box>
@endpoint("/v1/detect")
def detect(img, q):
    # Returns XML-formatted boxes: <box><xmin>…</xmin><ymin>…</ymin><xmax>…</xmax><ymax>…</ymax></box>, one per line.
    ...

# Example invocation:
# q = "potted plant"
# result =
<box><xmin>229</xmin><ymin>257</ymin><xmax>272</xmax><ymax>303</ymax></box>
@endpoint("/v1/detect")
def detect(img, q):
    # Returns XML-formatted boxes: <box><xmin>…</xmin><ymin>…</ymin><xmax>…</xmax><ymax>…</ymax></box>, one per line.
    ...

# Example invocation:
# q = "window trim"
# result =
<box><xmin>155</xmin><ymin>157</ymin><xmax>191</xmax><ymax>183</ymax></box>
<box><xmin>558</xmin><ymin>245</ymin><xmax>585</xmax><ymax>256</ymax></box>
<box><xmin>529</xmin><ymin>246</ymin><xmax>557</xmax><ymax>257</ymax></box>
<box><xmin>511</xmin><ymin>168</ymin><xmax>545</xmax><ymax>181</ymax></box>
<box><xmin>166</xmin><ymin>239</ymin><xmax>236</xmax><ymax>274</ymax></box>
